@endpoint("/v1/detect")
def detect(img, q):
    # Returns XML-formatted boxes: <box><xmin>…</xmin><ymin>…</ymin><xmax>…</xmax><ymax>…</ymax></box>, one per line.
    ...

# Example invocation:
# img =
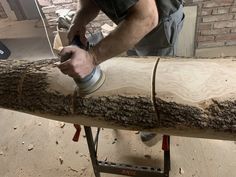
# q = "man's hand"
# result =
<box><xmin>68</xmin><ymin>24</ymin><xmax>87</xmax><ymax>45</ymax></box>
<box><xmin>57</xmin><ymin>46</ymin><xmax>95</xmax><ymax>78</ymax></box>
<box><xmin>68</xmin><ymin>0</ymin><xmax>100</xmax><ymax>44</ymax></box>
<box><xmin>90</xmin><ymin>0</ymin><xmax>159</xmax><ymax>63</ymax></box>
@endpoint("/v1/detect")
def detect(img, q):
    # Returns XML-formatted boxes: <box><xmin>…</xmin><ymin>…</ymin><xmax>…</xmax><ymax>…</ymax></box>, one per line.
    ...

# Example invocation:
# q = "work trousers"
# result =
<box><xmin>128</xmin><ymin>5</ymin><xmax>185</xmax><ymax>57</ymax></box>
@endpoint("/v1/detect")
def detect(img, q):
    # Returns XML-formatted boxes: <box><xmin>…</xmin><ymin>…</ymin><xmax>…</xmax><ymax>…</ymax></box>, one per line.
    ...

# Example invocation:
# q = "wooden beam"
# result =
<box><xmin>0</xmin><ymin>57</ymin><xmax>235</xmax><ymax>141</ymax></box>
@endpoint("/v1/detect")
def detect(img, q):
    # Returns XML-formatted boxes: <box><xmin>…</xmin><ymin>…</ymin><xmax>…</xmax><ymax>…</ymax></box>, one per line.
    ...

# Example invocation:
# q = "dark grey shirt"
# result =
<box><xmin>93</xmin><ymin>0</ymin><xmax>184</xmax><ymax>56</ymax></box>
<box><xmin>93</xmin><ymin>0</ymin><xmax>183</xmax><ymax>24</ymax></box>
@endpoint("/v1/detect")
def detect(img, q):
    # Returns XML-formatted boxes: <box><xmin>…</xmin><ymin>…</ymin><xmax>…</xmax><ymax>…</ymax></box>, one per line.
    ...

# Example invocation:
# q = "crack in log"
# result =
<box><xmin>151</xmin><ymin>57</ymin><xmax>161</xmax><ymax>127</ymax></box>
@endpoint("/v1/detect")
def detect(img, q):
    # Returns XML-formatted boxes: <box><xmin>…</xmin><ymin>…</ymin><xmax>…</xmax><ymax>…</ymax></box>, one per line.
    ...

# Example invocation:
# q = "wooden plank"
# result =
<box><xmin>176</xmin><ymin>6</ymin><xmax>197</xmax><ymax>57</ymax></box>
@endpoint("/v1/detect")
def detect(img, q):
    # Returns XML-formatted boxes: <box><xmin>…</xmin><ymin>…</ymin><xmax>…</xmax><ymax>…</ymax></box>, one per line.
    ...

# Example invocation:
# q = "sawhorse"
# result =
<box><xmin>83</xmin><ymin>126</ymin><xmax>170</xmax><ymax>177</ymax></box>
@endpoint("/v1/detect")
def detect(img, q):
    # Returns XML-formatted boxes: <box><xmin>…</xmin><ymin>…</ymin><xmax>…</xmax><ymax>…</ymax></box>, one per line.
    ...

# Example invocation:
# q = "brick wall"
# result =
<box><xmin>40</xmin><ymin>0</ymin><xmax>78</xmax><ymax>27</ymax></box>
<box><xmin>40</xmin><ymin>0</ymin><xmax>236</xmax><ymax>49</ymax></box>
<box><xmin>0</xmin><ymin>2</ymin><xmax>7</xmax><ymax>19</ymax></box>
<box><xmin>40</xmin><ymin>0</ymin><xmax>112</xmax><ymax>31</ymax></box>
<box><xmin>186</xmin><ymin>0</ymin><xmax>236</xmax><ymax>48</ymax></box>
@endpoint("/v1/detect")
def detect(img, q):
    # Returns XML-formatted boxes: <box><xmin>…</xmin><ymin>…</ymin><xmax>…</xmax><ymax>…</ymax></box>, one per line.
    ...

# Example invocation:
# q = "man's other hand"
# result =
<box><xmin>68</xmin><ymin>24</ymin><xmax>87</xmax><ymax>46</ymax></box>
<box><xmin>58</xmin><ymin>46</ymin><xmax>95</xmax><ymax>78</ymax></box>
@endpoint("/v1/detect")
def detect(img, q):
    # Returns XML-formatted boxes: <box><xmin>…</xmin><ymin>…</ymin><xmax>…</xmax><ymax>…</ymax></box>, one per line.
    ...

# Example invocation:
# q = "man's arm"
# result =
<box><xmin>68</xmin><ymin>0</ymin><xmax>100</xmax><ymax>43</ymax></box>
<box><xmin>58</xmin><ymin>0</ymin><xmax>159</xmax><ymax>78</ymax></box>
<box><xmin>90</xmin><ymin>0</ymin><xmax>159</xmax><ymax>63</ymax></box>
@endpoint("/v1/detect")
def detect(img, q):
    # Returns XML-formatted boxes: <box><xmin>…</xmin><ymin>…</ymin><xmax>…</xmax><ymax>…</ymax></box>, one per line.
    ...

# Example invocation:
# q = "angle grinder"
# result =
<box><xmin>60</xmin><ymin>36</ymin><xmax>105</xmax><ymax>96</ymax></box>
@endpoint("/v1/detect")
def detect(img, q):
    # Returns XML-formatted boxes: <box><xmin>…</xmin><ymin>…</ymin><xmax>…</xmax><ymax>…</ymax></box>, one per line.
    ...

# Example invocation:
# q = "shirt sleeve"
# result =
<box><xmin>94</xmin><ymin>0</ymin><xmax>139</xmax><ymax>23</ymax></box>
<box><xmin>111</xmin><ymin>0</ymin><xmax>139</xmax><ymax>17</ymax></box>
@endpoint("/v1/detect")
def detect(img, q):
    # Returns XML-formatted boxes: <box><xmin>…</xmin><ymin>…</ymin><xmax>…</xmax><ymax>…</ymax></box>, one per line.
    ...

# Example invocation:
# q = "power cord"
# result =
<box><xmin>34</xmin><ymin>0</ymin><xmax>56</xmax><ymax>58</ymax></box>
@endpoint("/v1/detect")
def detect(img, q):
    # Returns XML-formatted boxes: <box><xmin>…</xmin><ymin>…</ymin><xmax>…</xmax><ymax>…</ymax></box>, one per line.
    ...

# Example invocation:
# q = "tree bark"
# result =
<box><xmin>0</xmin><ymin>57</ymin><xmax>235</xmax><ymax>141</ymax></box>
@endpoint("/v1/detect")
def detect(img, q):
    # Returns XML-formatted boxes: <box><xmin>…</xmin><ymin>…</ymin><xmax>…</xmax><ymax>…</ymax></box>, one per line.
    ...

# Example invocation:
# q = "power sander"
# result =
<box><xmin>60</xmin><ymin>36</ymin><xmax>105</xmax><ymax>96</ymax></box>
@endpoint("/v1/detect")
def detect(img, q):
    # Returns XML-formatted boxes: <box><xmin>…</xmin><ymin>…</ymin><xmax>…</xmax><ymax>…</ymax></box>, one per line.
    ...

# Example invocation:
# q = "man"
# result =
<box><xmin>58</xmin><ymin>0</ymin><xmax>184</xmax><ymax>144</ymax></box>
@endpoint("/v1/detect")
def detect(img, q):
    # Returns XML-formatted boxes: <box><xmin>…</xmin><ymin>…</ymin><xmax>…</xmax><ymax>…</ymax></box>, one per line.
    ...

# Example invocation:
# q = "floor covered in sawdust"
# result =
<box><xmin>0</xmin><ymin>19</ymin><xmax>235</xmax><ymax>177</ymax></box>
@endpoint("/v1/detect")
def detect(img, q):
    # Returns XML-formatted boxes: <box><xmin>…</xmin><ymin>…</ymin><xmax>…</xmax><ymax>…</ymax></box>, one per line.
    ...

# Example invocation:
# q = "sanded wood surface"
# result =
<box><xmin>0</xmin><ymin>57</ymin><xmax>235</xmax><ymax>141</ymax></box>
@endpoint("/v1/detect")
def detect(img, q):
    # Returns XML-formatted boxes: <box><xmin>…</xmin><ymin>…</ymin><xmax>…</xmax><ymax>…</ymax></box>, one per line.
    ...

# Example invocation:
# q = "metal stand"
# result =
<box><xmin>84</xmin><ymin>126</ymin><xmax>170</xmax><ymax>177</ymax></box>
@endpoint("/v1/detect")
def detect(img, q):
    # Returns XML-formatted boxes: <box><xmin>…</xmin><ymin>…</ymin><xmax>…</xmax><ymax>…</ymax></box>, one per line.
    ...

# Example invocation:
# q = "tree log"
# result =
<box><xmin>0</xmin><ymin>57</ymin><xmax>235</xmax><ymax>141</ymax></box>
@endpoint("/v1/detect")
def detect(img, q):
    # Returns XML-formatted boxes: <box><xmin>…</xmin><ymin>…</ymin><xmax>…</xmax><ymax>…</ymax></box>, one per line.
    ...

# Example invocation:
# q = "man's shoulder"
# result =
<box><xmin>94</xmin><ymin>0</ymin><xmax>139</xmax><ymax>23</ymax></box>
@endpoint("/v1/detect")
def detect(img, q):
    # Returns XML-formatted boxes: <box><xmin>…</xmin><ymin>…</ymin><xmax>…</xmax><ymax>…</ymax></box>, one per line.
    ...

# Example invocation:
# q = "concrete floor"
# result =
<box><xmin>0</xmin><ymin>109</ymin><xmax>235</xmax><ymax>177</ymax></box>
<box><xmin>0</xmin><ymin>19</ymin><xmax>236</xmax><ymax>177</ymax></box>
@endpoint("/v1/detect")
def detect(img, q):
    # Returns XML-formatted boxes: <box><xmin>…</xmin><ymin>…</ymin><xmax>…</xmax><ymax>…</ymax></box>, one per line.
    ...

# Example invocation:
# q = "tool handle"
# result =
<box><xmin>71</xmin><ymin>35</ymin><xmax>87</xmax><ymax>49</ymax></box>
<box><xmin>60</xmin><ymin>36</ymin><xmax>96</xmax><ymax>85</ymax></box>
<box><xmin>60</xmin><ymin>52</ymin><xmax>73</xmax><ymax>63</ymax></box>
<box><xmin>72</xmin><ymin>124</ymin><xmax>81</xmax><ymax>142</ymax></box>
<box><xmin>60</xmin><ymin>35</ymin><xmax>87</xmax><ymax>63</ymax></box>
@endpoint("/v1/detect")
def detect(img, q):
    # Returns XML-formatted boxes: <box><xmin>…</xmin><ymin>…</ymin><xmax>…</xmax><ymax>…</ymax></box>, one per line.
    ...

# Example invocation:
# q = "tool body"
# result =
<box><xmin>60</xmin><ymin>36</ymin><xmax>105</xmax><ymax>96</ymax></box>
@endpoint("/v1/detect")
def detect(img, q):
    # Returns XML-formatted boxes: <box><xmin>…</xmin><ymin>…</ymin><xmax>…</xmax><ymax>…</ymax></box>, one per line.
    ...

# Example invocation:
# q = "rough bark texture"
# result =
<box><xmin>156</xmin><ymin>98</ymin><xmax>236</xmax><ymax>132</ymax></box>
<box><xmin>0</xmin><ymin>59</ymin><xmax>156</xmax><ymax>127</ymax></box>
<box><xmin>0</xmin><ymin>59</ymin><xmax>72</xmax><ymax>115</ymax></box>
<box><xmin>0</xmin><ymin>58</ymin><xmax>235</xmax><ymax>141</ymax></box>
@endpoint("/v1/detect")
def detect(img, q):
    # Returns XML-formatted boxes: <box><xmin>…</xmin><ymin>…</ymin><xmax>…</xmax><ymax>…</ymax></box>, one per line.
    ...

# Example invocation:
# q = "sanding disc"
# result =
<box><xmin>76</xmin><ymin>67</ymin><xmax>106</xmax><ymax>96</ymax></box>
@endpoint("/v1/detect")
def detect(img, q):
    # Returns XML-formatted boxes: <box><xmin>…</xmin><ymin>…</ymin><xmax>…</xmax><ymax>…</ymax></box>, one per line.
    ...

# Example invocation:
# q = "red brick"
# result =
<box><xmin>42</xmin><ymin>5</ymin><xmax>57</xmax><ymax>13</ymax></box>
<box><xmin>196</xmin><ymin>31</ymin><xmax>200</xmax><ymax>37</ymax></box>
<box><xmin>231</xmin><ymin>28</ymin><xmax>236</xmax><ymax>33</ymax></box>
<box><xmin>198</xmin><ymin>23</ymin><xmax>212</xmax><ymax>30</ymax></box>
<box><xmin>53</xmin><ymin>0</ymin><xmax>73</xmax><ymax>5</ymax></box>
<box><xmin>198</xmin><ymin>35</ymin><xmax>215</xmax><ymax>42</ymax></box>
<box><xmin>214</xmin><ymin>20</ymin><xmax>236</xmax><ymax>28</ymax></box>
<box><xmin>201</xmin><ymin>9</ymin><xmax>212</xmax><ymax>16</ymax></box>
<box><xmin>198</xmin><ymin>41</ymin><xmax>225</xmax><ymax>48</ymax></box>
<box><xmin>231</xmin><ymin>7</ymin><xmax>236</xmax><ymax>12</ymax></box>
<box><xmin>37</xmin><ymin>0</ymin><xmax>52</xmax><ymax>6</ymax></box>
<box><xmin>201</xmin><ymin>28</ymin><xmax>230</xmax><ymax>35</ymax></box>
<box><xmin>193</xmin><ymin>0</ymin><xmax>203</xmax><ymax>2</ymax></box>
<box><xmin>225</xmin><ymin>40</ymin><xmax>236</xmax><ymax>45</ymax></box>
<box><xmin>62</xmin><ymin>3</ymin><xmax>77</xmax><ymax>10</ymax></box>
<box><xmin>202</xmin><ymin>14</ymin><xmax>233</xmax><ymax>23</ymax></box>
<box><xmin>203</xmin><ymin>0</ymin><xmax>234</xmax><ymax>8</ymax></box>
<box><xmin>45</xmin><ymin>13</ymin><xmax>57</xmax><ymax>19</ymax></box>
<box><xmin>212</xmin><ymin>7</ymin><xmax>230</xmax><ymax>14</ymax></box>
<box><xmin>216</xmin><ymin>33</ymin><xmax>236</xmax><ymax>40</ymax></box>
